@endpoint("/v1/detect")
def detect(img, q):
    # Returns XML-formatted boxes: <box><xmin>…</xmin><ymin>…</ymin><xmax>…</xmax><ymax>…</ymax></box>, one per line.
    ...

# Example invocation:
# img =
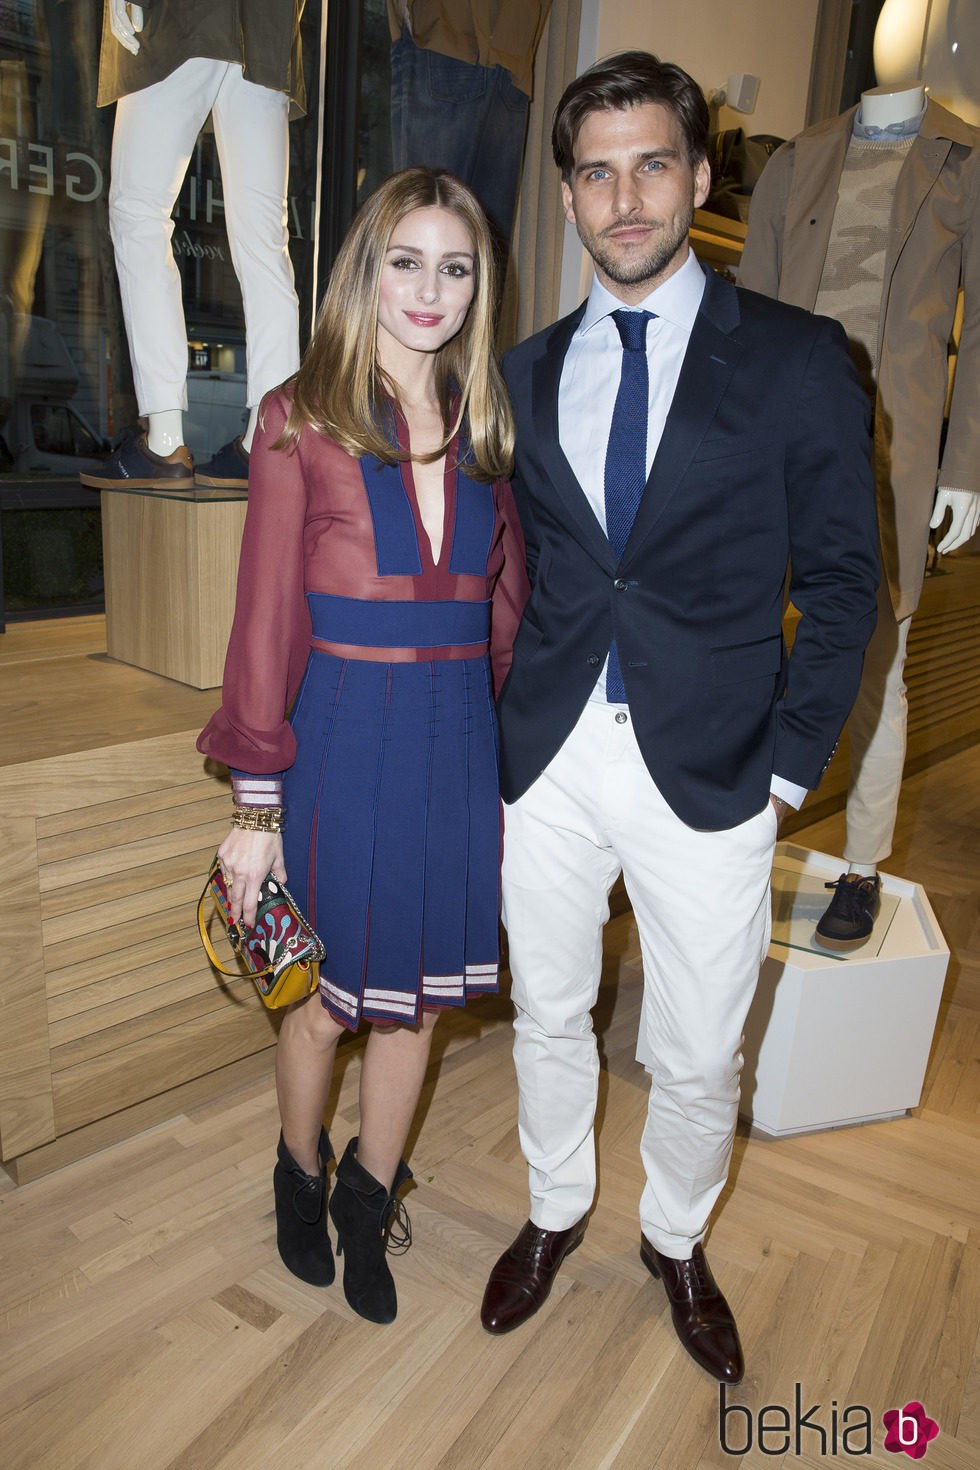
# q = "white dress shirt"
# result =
<box><xmin>557</xmin><ymin>250</ymin><xmax>805</xmax><ymax>809</ymax></box>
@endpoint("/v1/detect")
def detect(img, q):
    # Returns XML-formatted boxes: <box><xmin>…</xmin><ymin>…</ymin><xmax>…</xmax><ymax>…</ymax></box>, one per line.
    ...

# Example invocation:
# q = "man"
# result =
<box><xmin>481</xmin><ymin>52</ymin><xmax>879</xmax><ymax>1384</ymax></box>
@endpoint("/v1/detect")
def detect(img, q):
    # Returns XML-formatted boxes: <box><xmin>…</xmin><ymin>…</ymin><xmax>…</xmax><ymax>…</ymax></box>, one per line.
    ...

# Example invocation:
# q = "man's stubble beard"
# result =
<box><xmin>580</xmin><ymin>203</ymin><xmax>694</xmax><ymax>291</ymax></box>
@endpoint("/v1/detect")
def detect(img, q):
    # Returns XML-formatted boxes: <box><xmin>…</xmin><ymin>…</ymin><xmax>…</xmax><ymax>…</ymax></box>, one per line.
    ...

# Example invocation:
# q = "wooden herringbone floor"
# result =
<box><xmin>1</xmin><ymin>665</ymin><xmax>978</xmax><ymax>1467</ymax></box>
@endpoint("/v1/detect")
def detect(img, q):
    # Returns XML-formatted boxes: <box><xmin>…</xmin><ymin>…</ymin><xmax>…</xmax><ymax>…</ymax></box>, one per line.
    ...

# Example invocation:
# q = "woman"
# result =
<box><xmin>198</xmin><ymin>168</ymin><xmax>528</xmax><ymax>1324</ymax></box>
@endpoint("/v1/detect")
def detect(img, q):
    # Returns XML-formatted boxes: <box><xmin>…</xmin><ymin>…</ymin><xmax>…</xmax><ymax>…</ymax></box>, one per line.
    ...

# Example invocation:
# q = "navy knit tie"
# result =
<box><xmin>604</xmin><ymin>308</ymin><xmax>652</xmax><ymax>702</ymax></box>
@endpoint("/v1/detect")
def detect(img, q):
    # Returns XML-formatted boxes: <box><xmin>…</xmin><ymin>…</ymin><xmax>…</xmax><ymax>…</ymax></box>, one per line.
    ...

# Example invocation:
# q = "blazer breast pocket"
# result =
<box><xmin>692</xmin><ymin>435</ymin><xmax>775</xmax><ymax>466</ymax></box>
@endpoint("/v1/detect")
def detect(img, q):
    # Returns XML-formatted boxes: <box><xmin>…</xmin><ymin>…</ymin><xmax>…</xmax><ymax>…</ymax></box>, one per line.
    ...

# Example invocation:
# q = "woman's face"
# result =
<box><xmin>376</xmin><ymin>206</ymin><xmax>477</xmax><ymax>365</ymax></box>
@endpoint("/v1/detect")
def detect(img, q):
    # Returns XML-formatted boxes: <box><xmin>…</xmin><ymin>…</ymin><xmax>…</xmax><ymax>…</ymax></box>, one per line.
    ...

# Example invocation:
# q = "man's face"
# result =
<box><xmin>561</xmin><ymin>101</ymin><xmax>710</xmax><ymax>304</ymax></box>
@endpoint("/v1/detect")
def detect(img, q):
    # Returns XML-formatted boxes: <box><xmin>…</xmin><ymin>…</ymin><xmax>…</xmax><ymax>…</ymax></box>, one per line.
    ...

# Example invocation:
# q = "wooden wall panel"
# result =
<box><xmin>0</xmin><ymin>725</ymin><xmax>274</xmax><ymax>1174</ymax></box>
<box><xmin>783</xmin><ymin>577</ymin><xmax>980</xmax><ymax>836</ymax></box>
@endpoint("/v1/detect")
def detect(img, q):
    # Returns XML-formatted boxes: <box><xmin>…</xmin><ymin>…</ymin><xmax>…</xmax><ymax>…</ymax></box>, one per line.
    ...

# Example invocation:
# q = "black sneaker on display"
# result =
<box><xmin>194</xmin><ymin>435</ymin><xmax>249</xmax><ymax>489</ymax></box>
<box><xmin>79</xmin><ymin>430</ymin><xmax>194</xmax><ymax>489</ymax></box>
<box><xmin>814</xmin><ymin>873</ymin><xmax>882</xmax><ymax>951</ymax></box>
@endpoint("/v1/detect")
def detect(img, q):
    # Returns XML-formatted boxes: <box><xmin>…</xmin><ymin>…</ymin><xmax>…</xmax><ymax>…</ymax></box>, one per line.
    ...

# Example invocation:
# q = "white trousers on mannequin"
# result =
<box><xmin>844</xmin><ymin>581</ymin><xmax>912</xmax><ymax>866</ymax></box>
<box><xmin>109</xmin><ymin>58</ymin><xmax>300</xmax><ymax>416</ymax></box>
<box><xmin>501</xmin><ymin>702</ymin><xmax>776</xmax><ymax>1257</ymax></box>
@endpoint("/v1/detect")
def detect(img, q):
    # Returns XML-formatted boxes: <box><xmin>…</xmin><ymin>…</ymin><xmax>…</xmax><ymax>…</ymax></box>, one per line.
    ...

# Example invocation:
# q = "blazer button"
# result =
<box><xmin>587</xmin><ymin>653</ymin><xmax>600</xmax><ymax>666</ymax></box>
<box><xmin>614</xmin><ymin>578</ymin><xmax>628</xmax><ymax>591</ymax></box>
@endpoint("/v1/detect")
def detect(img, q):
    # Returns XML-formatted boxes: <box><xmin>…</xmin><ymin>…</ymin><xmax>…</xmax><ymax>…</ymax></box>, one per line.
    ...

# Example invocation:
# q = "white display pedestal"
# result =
<box><xmin>739</xmin><ymin>844</ymin><xmax>949</xmax><ymax>1136</ymax></box>
<box><xmin>633</xmin><ymin>843</ymin><xmax>949</xmax><ymax>1138</ymax></box>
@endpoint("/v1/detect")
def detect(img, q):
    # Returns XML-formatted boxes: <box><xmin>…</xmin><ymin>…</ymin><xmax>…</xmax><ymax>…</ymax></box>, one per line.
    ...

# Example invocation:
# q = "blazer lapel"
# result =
<box><xmin>529</xmin><ymin>306</ymin><xmax>618</xmax><ymax>572</ymax></box>
<box><xmin>623</xmin><ymin>270</ymin><xmax>744</xmax><ymax>563</ymax></box>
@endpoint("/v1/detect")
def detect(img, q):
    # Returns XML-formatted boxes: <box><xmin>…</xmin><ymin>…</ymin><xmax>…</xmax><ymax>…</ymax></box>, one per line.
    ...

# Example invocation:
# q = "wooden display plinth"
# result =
<box><xmin>100</xmin><ymin>486</ymin><xmax>247</xmax><ymax>689</ymax></box>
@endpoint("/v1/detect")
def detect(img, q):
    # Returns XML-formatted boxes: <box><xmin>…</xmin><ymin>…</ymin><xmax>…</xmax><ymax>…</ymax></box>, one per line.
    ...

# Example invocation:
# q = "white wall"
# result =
<box><xmin>557</xmin><ymin>0</ymin><xmax>821</xmax><ymax>313</ymax></box>
<box><xmin>596</xmin><ymin>0</ymin><xmax>820</xmax><ymax>140</ymax></box>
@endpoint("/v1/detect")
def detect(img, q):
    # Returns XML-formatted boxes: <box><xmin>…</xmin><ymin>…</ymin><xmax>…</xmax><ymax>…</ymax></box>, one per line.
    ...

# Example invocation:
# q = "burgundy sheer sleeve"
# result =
<box><xmin>197</xmin><ymin>392</ymin><xmax>313</xmax><ymax>774</ymax></box>
<box><xmin>488</xmin><ymin>478</ymin><xmax>529</xmax><ymax>697</ymax></box>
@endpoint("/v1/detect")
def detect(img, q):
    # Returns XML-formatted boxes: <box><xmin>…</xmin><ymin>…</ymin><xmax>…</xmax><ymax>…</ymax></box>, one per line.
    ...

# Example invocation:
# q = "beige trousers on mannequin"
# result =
<box><xmin>843</xmin><ymin>581</ymin><xmax>912</xmax><ymax>866</ymax></box>
<box><xmin>109</xmin><ymin>57</ymin><xmax>300</xmax><ymax>416</ymax></box>
<box><xmin>501</xmin><ymin>702</ymin><xmax>776</xmax><ymax>1258</ymax></box>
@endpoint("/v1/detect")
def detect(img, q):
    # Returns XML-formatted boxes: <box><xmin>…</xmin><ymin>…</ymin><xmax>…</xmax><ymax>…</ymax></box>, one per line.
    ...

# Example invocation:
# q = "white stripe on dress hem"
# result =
<box><xmin>363</xmin><ymin>991</ymin><xmax>417</xmax><ymax>1014</ymax></box>
<box><xmin>319</xmin><ymin>979</ymin><xmax>357</xmax><ymax>1017</ymax></box>
<box><xmin>364</xmin><ymin>985</ymin><xmax>438</xmax><ymax>1004</ymax></box>
<box><xmin>320</xmin><ymin>971</ymin><xmax>498</xmax><ymax>1020</ymax></box>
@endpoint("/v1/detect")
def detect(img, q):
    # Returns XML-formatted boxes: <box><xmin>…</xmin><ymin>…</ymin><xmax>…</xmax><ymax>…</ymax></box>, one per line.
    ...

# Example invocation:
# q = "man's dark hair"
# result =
<box><xmin>552</xmin><ymin>51</ymin><xmax>710</xmax><ymax>179</ymax></box>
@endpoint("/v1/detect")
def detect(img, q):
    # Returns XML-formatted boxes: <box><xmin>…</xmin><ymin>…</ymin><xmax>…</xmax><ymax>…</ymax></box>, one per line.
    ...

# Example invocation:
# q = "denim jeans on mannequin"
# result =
<box><xmin>390</xmin><ymin>27</ymin><xmax>530</xmax><ymax>255</ymax></box>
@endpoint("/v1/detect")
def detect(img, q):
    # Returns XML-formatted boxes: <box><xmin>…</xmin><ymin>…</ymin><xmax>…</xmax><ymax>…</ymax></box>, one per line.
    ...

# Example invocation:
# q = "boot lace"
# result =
<box><xmin>288</xmin><ymin>1164</ymin><xmax>323</xmax><ymax>1224</ymax></box>
<box><xmin>382</xmin><ymin>1196</ymin><xmax>412</xmax><ymax>1255</ymax></box>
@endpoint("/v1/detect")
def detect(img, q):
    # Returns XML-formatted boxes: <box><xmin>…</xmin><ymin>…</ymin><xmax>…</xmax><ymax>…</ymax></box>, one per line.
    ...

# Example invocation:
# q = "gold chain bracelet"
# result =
<box><xmin>231</xmin><ymin>806</ymin><xmax>285</xmax><ymax>833</ymax></box>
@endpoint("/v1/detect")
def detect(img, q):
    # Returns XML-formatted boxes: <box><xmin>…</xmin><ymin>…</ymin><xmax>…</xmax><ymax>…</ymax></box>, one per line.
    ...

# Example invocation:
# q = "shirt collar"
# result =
<box><xmin>579</xmin><ymin>250</ymin><xmax>706</xmax><ymax>337</ymax></box>
<box><xmin>853</xmin><ymin>100</ymin><xmax>926</xmax><ymax>141</ymax></box>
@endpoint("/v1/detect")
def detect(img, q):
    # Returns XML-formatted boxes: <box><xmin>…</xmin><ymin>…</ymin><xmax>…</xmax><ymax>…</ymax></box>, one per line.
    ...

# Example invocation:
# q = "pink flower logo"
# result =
<box><xmin>882</xmin><ymin>1402</ymin><xmax>940</xmax><ymax>1459</ymax></box>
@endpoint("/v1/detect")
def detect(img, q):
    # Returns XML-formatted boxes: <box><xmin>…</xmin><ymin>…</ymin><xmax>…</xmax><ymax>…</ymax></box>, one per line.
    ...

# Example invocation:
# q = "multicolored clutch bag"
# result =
<box><xmin>197</xmin><ymin>855</ymin><xmax>324</xmax><ymax>1009</ymax></box>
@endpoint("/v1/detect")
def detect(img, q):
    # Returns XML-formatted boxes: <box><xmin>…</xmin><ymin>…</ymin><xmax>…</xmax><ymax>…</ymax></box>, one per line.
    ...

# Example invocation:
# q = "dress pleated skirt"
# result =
<box><xmin>283</xmin><ymin>650</ymin><xmax>502</xmax><ymax>1029</ymax></box>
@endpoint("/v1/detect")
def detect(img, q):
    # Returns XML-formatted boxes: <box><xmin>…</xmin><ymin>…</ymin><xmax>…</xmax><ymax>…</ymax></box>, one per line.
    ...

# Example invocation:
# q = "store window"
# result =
<box><xmin>0</xmin><ymin>0</ymin><xmax>396</xmax><ymax>624</ymax></box>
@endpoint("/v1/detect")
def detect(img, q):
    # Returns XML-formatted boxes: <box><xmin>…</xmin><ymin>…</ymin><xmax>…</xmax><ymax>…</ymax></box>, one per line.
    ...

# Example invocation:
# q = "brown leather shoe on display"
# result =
<box><xmin>640</xmin><ymin>1237</ymin><xmax>744</xmax><ymax>1383</ymax></box>
<box><xmin>481</xmin><ymin>1216</ymin><xmax>588</xmax><ymax>1334</ymax></box>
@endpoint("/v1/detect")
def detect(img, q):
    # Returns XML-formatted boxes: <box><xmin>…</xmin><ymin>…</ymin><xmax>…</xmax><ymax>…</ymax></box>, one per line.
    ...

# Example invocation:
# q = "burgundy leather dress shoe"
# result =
<box><xmin>481</xmin><ymin>1216</ymin><xmax>588</xmax><ymax>1334</ymax></box>
<box><xmin>640</xmin><ymin>1237</ymin><xmax>744</xmax><ymax>1383</ymax></box>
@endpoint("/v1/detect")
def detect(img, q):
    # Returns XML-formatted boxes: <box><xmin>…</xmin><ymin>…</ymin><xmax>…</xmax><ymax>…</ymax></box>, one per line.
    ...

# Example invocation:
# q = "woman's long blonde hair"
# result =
<box><xmin>275</xmin><ymin>167</ymin><xmax>514</xmax><ymax>481</ymax></box>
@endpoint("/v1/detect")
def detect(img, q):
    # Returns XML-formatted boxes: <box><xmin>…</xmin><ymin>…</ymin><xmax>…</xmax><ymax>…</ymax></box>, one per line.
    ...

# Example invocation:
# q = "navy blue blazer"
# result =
<box><xmin>496</xmin><ymin>267</ymin><xmax>879</xmax><ymax>829</ymax></box>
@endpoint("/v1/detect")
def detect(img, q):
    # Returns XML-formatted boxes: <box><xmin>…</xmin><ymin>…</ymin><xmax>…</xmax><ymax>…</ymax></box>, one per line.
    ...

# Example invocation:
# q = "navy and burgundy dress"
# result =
<box><xmin>198</xmin><ymin>390</ymin><xmax>528</xmax><ymax>1030</ymax></box>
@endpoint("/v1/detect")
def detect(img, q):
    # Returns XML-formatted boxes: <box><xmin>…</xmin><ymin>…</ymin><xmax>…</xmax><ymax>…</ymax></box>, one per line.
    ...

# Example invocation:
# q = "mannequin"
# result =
<box><xmin>82</xmin><ymin>1</ymin><xmax>304</xmax><ymax>490</ymax></box>
<box><xmin>862</xmin><ymin>86</ymin><xmax>979</xmax><ymax>555</ymax></box>
<box><xmin>739</xmin><ymin>77</ymin><xmax>980</xmax><ymax>947</ymax></box>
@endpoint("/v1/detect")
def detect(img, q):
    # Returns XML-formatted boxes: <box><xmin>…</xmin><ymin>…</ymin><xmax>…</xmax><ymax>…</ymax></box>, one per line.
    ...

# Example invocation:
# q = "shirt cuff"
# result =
<box><xmin>770</xmin><ymin>774</ymin><xmax>807</xmax><ymax>809</ymax></box>
<box><xmin>230</xmin><ymin>770</ymin><xmax>284</xmax><ymax>807</ymax></box>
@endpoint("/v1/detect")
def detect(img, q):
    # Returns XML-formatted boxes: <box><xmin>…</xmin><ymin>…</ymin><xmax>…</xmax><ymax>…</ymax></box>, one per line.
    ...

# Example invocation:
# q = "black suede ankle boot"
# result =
<box><xmin>273</xmin><ymin>1127</ymin><xmax>335</xmax><ymax>1287</ymax></box>
<box><xmin>328</xmin><ymin>1137</ymin><xmax>413</xmax><ymax>1324</ymax></box>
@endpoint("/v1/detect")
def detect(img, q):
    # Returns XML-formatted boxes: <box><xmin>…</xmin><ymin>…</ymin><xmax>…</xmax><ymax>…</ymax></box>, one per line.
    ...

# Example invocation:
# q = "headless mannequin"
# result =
<box><xmin>105</xmin><ymin>1</ymin><xmax>297</xmax><ymax>461</ymax></box>
<box><xmin>856</xmin><ymin>84</ymin><xmax>978</xmax><ymax>563</ymax></box>
<box><xmin>739</xmin><ymin>73</ymin><xmax>980</xmax><ymax>946</ymax></box>
<box><xmin>109</xmin><ymin>3</ymin><xmax>184</xmax><ymax>455</ymax></box>
<box><xmin>845</xmin><ymin>84</ymin><xmax>980</xmax><ymax>881</ymax></box>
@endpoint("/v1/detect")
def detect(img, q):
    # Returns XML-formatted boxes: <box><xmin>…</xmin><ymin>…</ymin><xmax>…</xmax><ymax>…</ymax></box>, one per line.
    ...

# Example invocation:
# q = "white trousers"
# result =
<box><xmin>844</xmin><ymin>582</ymin><xmax>912</xmax><ymax>865</ymax></box>
<box><xmin>501</xmin><ymin>702</ymin><xmax>776</xmax><ymax>1257</ymax></box>
<box><xmin>109</xmin><ymin>58</ymin><xmax>300</xmax><ymax>415</ymax></box>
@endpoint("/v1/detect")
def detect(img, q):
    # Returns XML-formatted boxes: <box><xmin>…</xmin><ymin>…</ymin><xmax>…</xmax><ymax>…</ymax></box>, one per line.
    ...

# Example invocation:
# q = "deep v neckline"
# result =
<box><xmin>400</xmin><ymin>452</ymin><xmax>454</xmax><ymax>572</ymax></box>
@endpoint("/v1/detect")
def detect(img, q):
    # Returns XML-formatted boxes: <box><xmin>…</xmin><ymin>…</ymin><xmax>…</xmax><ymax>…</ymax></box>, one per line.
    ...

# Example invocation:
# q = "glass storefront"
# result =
<box><xmin>0</xmin><ymin>0</ymin><xmax>396</xmax><ymax>623</ymax></box>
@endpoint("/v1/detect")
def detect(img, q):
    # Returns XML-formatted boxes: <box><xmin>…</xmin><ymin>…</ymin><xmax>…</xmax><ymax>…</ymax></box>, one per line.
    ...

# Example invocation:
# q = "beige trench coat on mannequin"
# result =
<box><xmin>738</xmin><ymin>99</ymin><xmax>980</xmax><ymax>620</ymax></box>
